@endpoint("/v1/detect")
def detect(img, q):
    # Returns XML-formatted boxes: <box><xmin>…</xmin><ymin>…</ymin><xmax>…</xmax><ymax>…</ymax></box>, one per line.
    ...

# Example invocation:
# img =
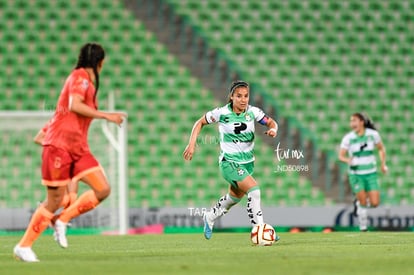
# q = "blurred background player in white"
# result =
<box><xmin>339</xmin><ymin>113</ymin><xmax>387</xmax><ymax>231</ymax></box>
<box><xmin>183</xmin><ymin>80</ymin><xmax>278</xmax><ymax>239</ymax></box>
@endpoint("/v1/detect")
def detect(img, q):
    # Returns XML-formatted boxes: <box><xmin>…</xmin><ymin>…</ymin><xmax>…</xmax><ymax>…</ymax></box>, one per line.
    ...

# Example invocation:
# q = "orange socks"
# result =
<box><xmin>19</xmin><ymin>205</ymin><xmax>54</xmax><ymax>247</ymax></box>
<box><xmin>58</xmin><ymin>190</ymin><xmax>100</xmax><ymax>223</ymax></box>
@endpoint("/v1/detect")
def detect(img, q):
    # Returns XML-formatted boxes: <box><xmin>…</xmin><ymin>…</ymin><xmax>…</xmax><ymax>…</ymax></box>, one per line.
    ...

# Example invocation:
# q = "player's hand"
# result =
<box><xmin>264</xmin><ymin>128</ymin><xmax>277</xmax><ymax>138</ymax></box>
<box><xmin>381</xmin><ymin>164</ymin><xmax>388</xmax><ymax>174</ymax></box>
<box><xmin>183</xmin><ymin>144</ymin><xmax>195</xmax><ymax>161</ymax></box>
<box><xmin>104</xmin><ymin>112</ymin><xmax>126</xmax><ymax>126</ymax></box>
<box><xmin>347</xmin><ymin>158</ymin><xmax>353</xmax><ymax>165</ymax></box>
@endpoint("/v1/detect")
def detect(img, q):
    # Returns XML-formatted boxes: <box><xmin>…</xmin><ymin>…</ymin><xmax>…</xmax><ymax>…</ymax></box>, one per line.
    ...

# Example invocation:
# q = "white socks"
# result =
<box><xmin>208</xmin><ymin>188</ymin><xmax>264</xmax><ymax>226</ymax></box>
<box><xmin>357</xmin><ymin>204</ymin><xmax>368</xmax><ymax>231</ymax></box>
<box><xmin>247</xmin><ymin>188</ymin><xmax>264</xmax><ymax>225</ymax></box>
<box><xmin>209</xmin><ymin>194</ymin><xmax>240</xmax><ymax>222</ymax></box>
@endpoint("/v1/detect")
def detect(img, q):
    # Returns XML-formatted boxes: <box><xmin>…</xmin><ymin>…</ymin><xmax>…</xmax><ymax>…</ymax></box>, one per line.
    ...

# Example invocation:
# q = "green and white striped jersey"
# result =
<box><xmin>340</xmin><ymin>128</ymin><xmax>382</xmax><ymax>175</ymax></box>
<box><xmin>205</xmin><ymin>103</ymin><xmax>267</xmax><ymax>164</ymax></box>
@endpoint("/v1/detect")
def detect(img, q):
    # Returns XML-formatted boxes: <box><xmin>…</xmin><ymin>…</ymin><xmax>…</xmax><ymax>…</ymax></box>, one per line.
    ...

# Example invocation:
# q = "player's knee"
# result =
<box><xmin>45</xmin><ymin>194</ymin><xmax>65</xmax><ymax>212</ymax></box>
<box><xmin>95</xmin><ymin>185</ymin><xmax>111</xmax><ymax>201</ymax></box>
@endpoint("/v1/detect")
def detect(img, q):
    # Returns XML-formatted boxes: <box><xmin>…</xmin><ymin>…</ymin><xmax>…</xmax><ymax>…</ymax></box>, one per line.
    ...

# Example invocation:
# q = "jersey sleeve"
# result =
<box><xmin>340</xmin><ymin>135</ymin><xmax>350</xmax><ymax>150</ymax></box>
<box><xmin>251</xmin><ymin>106</ymin><xmax>268</xmax><ymax>124</ymax></box>
<box><xmin>372</xmin><ymin>130</ymin><xmax>382</xmax><ymax>144</ymax></box>
<box><xmin>70</xmin><ymin>73</ymin><xmax>90</xmax><ymax>99</ymax></box>
<box><xmin>205</xmin><ymin>107</ymin><xmax>221</xmax><ymax>124</ymax></box>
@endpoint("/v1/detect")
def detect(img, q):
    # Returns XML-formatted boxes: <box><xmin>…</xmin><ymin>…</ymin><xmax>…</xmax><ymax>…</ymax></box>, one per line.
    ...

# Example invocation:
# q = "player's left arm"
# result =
<box><xmin>254</xmin><ymin>107</ymin><xmax>278</xmax><ymax>138</ymax></box>
<box><xmin>376</xmin><ymin>141</ymin><xmax>388</xmax><ymax>174</ymax></box>
<box><xmin>258</xmin><ymin>115</ymin><xmax>278</xmax><ymax>138</ymax></box>
<box><xmin>264</xmin><ymin>117</ymin><xmax>278</xmax><ymax>138</ymax></box>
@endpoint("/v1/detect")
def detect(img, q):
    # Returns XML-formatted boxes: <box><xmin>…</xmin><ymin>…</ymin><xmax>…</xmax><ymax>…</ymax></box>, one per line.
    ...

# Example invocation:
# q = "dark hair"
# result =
<box><xmin>352</xmin><ymin>112</ymin><xmax>376</xmax><ymax>130</ymax></box>
<box><xmin>227</xmin><ymin>80</ymin><xmax>249</xmax><ymax>104</ymax></box>
<box><xmin>75</xmin><ymin>43</ymin><xmax>105</xmax><ymax>102</ymax></box>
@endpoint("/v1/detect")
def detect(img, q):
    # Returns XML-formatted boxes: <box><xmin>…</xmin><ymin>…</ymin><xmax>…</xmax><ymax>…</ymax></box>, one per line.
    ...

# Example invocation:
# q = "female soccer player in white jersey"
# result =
<box><xmin>183</xmin><ymin>80</ymin><xmax>278</xmax><ymax>239</ymax></box>
<box><xmin>339</xmin><ymin>113</ymin><xmax>387</xmax><ymax>231</ymax></box>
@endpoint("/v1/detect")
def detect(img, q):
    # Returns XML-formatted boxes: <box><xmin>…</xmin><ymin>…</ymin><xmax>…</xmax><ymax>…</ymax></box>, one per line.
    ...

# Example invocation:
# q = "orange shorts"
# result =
<box><xmin>41</xmin><ymin>145</ymin><xmax>102</xmax><ymax>187</ymax></box>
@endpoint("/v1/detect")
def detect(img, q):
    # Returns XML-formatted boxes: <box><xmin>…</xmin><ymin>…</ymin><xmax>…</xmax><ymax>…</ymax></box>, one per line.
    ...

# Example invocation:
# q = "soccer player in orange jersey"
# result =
<box><xmin>14</xmin><ymin>43</ymin><xmax>126</xmax><ymax>262</ymax></box>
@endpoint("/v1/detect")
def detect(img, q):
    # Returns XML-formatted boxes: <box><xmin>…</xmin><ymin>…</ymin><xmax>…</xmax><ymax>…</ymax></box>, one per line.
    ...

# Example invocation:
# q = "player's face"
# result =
<box><xmin>231</xmin><ymin>87</ymin><xmax>249</xmax><ymax>112</ymax></box>
<box><xmin>350</xmin><ymin>115</ymin><xmax>364</xmax><ymax>132</ymax></box>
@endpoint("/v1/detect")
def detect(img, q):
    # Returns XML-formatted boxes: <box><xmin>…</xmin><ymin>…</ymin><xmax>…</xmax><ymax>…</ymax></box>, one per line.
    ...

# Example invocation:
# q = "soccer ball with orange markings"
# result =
<box><xmin>250</xmin><ymin>223</ymin><xmax>278</xmax><ymax>246</ymax></box>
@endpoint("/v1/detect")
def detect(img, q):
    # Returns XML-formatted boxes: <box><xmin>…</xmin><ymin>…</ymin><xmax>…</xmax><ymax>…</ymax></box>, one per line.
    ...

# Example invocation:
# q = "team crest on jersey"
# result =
<box><xmin>237</xmin><ymin>168</ymin><xmax>245</xmax><ymax>176</ymax></box>
<box><xmin>245</xmin><ymin>114</ymin><xmax>251</xmax><ymax>121</ymax></box>
<box><xmin>210</xmin><ymin>116</ymin><xmax>216</xmax><ymax>122</ymax></box>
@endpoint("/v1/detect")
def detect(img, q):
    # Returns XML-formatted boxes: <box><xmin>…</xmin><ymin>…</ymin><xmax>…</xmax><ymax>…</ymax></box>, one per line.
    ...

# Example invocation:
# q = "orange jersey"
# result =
<box><xmin>43</xmin><ymin>68</ymin><xmax>97</xmax><ymax>157</ymax></box>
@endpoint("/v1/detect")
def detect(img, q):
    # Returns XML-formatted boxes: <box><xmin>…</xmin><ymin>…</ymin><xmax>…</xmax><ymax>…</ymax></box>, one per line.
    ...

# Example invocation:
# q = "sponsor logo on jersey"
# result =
<box><xmin>82</xmin><ymin>79</ymin><xmax>89</xmax><ymax>90</ymax></box>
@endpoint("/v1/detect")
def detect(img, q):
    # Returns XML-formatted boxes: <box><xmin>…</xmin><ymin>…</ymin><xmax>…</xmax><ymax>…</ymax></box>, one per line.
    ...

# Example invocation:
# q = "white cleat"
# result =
<box><xmin>203</xmin><ymin>212</ymin><xmax>215</xmax><ymax>240</ymax></box>
<box><xmin>13</xmin><ymin>245</ymin><xmax>39</xmax><ymax>262</ymax></box>
<box><xmin>52</xmin><ymin>221</ymin><xmax>71</xmax><ymax>242</ymax></box>
<box><xmin>54</xmin><ymin>219</ymin><xmax>68</xmax><ymax>248</ymax></box>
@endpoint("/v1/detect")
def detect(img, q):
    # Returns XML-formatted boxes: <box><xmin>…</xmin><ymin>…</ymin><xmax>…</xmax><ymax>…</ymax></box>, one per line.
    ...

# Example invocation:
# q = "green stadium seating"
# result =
<box><xmin>0</xmin><ymin>0</ymin><xmax>325</xmax><ymax>208</ymax></box>
<box><xmin>167</xmin><ymin>0</ymin><xmax>414</xmax><ymax>204</ymax></box>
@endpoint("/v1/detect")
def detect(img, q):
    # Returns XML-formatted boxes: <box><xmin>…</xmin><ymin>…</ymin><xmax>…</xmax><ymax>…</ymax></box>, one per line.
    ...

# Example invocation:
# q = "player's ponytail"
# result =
<box><xmin>75</xmin><ymin>43</ymin><xmax>105</xmax><ymax>103</ymax></box>
<box><xmin>227</xmin><ymin>80</ymin><xmax>249</xmax><ymax>106</ymax></box>
<box><xmin>352</xmin><ymin>112</ymin><xmax>377</xmax><ymax>130</ymax></box>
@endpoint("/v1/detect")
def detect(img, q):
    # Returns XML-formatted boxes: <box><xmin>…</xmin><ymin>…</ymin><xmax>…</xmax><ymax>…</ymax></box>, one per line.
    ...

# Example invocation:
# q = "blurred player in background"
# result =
<box><xmin>183</xmin><ymin>80</ymin><xmax>279</xmax><ymax>240</ymax></box>
<box><xmin>339</xmin><ymin>113</ymin><xmax>387</xmax><ymax>231</ymax></box>
<box><xmin>14</xmin><ymin>43</ymin><xmax>126</xmax><ymax>262</ymax></box>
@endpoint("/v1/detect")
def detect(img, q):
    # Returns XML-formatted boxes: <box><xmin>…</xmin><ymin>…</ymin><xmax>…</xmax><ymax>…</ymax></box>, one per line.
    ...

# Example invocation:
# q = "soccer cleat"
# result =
<box><xmin>352</xmin><ymin>199</ymin><xmax>359</xmax><ymax>217</ymax></box>
<box><xmin>53</xmin><ymin>221</ymin><xmax>71</xmax><ymax>242</ymax></box>
<box><xmin>13</xmin><ymin>245</ymin><xmax>39</xmax><ymax>262</ymax></box>
<box><xmin>54</xmin><ymin>219</ymin><xmax>68</xmax><ymax>248</ymax></box>
<box><xmin>203</xmin><ymin>213</ymin><xmax>214</xmax><ymax>240</ymax></box>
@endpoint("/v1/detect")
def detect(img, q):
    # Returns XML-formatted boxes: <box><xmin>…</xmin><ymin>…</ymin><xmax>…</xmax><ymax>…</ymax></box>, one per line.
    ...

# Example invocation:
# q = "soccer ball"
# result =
<box><xmin>250</xmin><ymin>223</ymin><xmax>277</xmax><ymax>246</ymax></box>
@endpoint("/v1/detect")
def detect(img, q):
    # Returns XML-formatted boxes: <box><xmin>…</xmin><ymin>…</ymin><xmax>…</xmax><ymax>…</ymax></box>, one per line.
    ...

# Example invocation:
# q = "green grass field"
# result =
<box><xmin>1</xmin><ymin>232</ymin><xmax>414</xmax><ymax>275</ymax></box>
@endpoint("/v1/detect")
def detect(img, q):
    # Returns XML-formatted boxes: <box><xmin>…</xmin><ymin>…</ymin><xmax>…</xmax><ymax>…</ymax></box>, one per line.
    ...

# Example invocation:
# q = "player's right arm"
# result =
<box><xmin>69</xmin><ymin>94</ymin><xmax>125</xmax><ymax>126</ymax></box>
<box><xmin>338</xmin><ymin>134</ymin><xmax>353</xmax><ymax>165</ymax></box>
<box><xmin>183</xmin><ymin>115</ymin><xmax>208</xmax><ymax>161</ymax></box>
<box><xmin>338</xmin><ymin>148</ymin><xmax>352</xmax><ymax>165</ymax></box>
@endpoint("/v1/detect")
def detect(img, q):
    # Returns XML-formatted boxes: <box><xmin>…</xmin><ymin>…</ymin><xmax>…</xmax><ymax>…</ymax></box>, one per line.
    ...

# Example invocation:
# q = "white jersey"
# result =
<box><xmin>340</xmin><ymin>128</ymin><xmax>381</xmax><ymax>175</ymax></box>
<box><xmin>205</xmin><ymin>103</ymin><xmax>267</xmax><ymax>164</ymax></box>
